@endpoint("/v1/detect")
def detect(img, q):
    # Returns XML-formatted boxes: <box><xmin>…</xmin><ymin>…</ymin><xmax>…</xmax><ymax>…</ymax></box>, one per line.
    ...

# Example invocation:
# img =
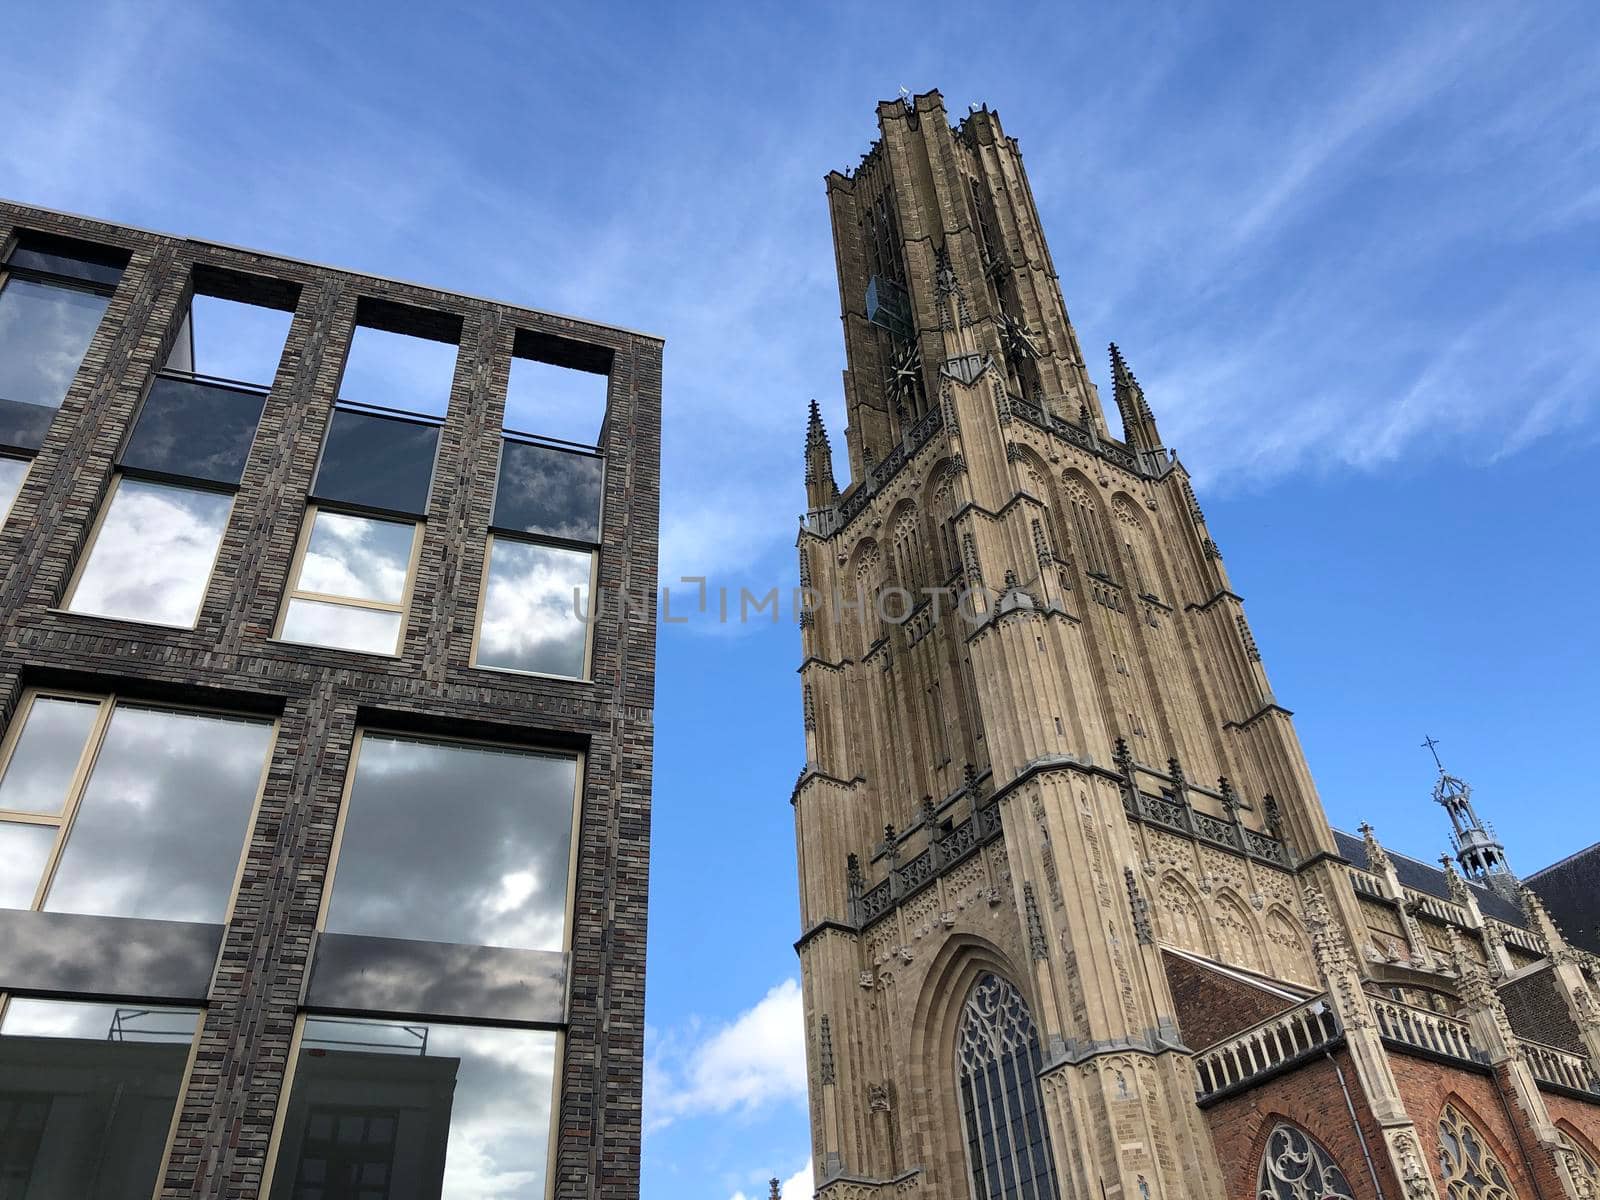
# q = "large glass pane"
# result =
<box><xmin>298</xmin><ymin>510</ymin><xmax>413</xmax><ymax>604</ymax></box>
<box><xmin>0</xmin><ymin>821</ymin><xmax>54</xmax><ymax>908</ymax></box>
<box><xmin>313</xmin><ymin>407</ymin><xmax>439</xmax><ymax>515</ymax></box>
<box><xmin>0</xmin><ymin>999</ymin><xmax>198</xmax><ymax>1200</ymax></box>
<box><xmin>0</xmin><ymin>455</ymin><xmax>27</xmax><ymax>521</ymax></box>
<box><xmin>68</xmin><ymin>478</ymin><xmax>232</xmax><ymax>627</ymax></box>
<box><xmin>269</xmin><ymin>1017</ymin><xmax>556</xmax><ymax>1200</ymax></box>
<box><xmin>0</xmin><ymin>696</ymin><xmax>98</xmax><ymax>815</ymax></box>
<box><xmin>493</xmin><ymin>439</ymin><xmax>602</xmax><ymax>542</ymax></box>
<box><xmin>476</xmin><ymin>539</ymin><xmax>591</xmax><ymax>679</ymax></box>
<box><xmin>0</xmin><ymin>278</ymin><xmax>112</xmax><ymax>448</ymax></box>
<box><xmin>6</xmin><ymin>235</ymin><xmax>127</xmax><ymax>288</ymax></box>
<box><xmin>121</xmin><ymin>375</ymin><xmax>267</xmax><ymax>485</ymax></box>
<box><xmin>281</xmin><ymin>598</ymin><xmax>403</xmax><ymax>655</ymax></box>
<box><xmin>327</xmin><ymin>735</ymin><xmax>576</xmax><ymax>952</ymax></box>
<box><xmin>44</xmin><ymin>705</ymin><xmax>272</xmax><ymax>924</ymax></box>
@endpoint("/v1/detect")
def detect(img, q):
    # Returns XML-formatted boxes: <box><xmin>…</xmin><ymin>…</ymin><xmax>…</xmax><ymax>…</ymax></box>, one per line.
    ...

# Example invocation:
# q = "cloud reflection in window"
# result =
<box><xmin>68</xmin><ymin>478</ymin><xmax>232</xmax><ymax>626</ymax></box>
<box><xmin>325</xmin><ymin>735</ymin><xmax>576</xmax><ymax>953</ymax></box>
<box><xmin>476</xmin><ymin>539</ymin><xmax>591</xmax><ymax>679</ymax></box>
<box><xmin>0</xmin><ymin>278</ymin><xmax>110</xmax><ymax>410</ymax></box>
<box><xmin>43</xmin><ymin>705</ymin><xmax>272</xmax><ymax>924</ymax></box>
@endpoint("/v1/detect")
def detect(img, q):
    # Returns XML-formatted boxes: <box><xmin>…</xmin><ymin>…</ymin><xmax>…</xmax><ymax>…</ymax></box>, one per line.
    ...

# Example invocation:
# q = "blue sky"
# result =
<box><xmin>4</xmin><ymin>2</ymin><xmax>1598</xmax><ymax>1196</ymax></box>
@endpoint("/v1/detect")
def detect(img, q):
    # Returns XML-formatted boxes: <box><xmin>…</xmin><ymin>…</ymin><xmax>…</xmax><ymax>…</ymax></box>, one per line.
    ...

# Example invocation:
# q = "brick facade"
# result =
<box><xmin>1163</xmin><ymin>950</ymin><xmax>1300</xmax><ymax>1050</ymax></box>
<box><xmin>0</xmin><ymin>201</ymin><xmax>661</xmax><ymax>1199</ymax></box>
<box><xmin>1203</xmin><ymin>1048</ymin><xmax>1394</xmax><ymax>1200</ymax></box>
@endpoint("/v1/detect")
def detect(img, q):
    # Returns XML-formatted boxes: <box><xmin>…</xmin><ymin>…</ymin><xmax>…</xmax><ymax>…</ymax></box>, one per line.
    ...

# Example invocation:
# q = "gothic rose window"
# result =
<box><xmin>1438</xmin><ymin>1104</ymin><xmax>1519</xmax><ymax>1200</ymax></box>
<box><xmin>956</xmin><ymin>973</ymin><xmax>1059</xmax><ymax>1200</ymax></box>
<box><xmin>1256</xmin><ymin>1122</ymin><xmax>1355</xmax><ymax>1200</ymax></box>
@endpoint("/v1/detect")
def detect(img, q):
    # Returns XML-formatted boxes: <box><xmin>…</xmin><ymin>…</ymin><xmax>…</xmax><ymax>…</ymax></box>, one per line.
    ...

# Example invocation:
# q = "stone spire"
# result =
<box><xmin>805</xmin><ymin>399</ymin><xmax>839</xmax><ymax>511</ymax></box>
<box><xmin>1109</xmin><ymin>343</ymin><xmax>1164</xmax><ymax>458</ymax></box>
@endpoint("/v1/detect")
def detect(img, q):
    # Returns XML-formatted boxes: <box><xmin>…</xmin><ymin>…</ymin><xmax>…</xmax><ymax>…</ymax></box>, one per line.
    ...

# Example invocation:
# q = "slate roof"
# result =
<box><xmin>1334</xmin><ymin>829</ymin><xmax>1529</xmax><ymax>928</ymax></box>
<box><xmin>1526</xmin><ymin>841</ymin><xmax>1600</xmax><ymax>956</ymax></box>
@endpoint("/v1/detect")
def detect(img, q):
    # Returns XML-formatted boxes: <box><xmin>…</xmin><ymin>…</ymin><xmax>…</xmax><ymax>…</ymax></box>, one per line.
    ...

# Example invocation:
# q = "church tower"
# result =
<box><xmin>790</xmin><ymin>92</ymin><xmax>1600</xmax><ymax>1200</ymax></box>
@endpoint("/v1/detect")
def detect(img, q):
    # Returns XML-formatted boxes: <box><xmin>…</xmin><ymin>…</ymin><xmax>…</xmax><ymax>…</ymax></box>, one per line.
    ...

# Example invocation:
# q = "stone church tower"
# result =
<box><xmin>791</xmin><ymin>91</ymin><xmax>1600</xmax><ymax>1200</ymax></box>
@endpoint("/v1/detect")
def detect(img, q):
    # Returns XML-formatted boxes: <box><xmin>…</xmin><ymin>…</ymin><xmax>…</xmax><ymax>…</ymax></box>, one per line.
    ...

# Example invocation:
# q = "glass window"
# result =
<box><xmin>474</xmin><ymin>538</ymin><xmax>591</xmax><ymax>679</ymax></box>
<box><xmin>313</xmin><ymin>407</ymin><xmax>440</xmax><ymax>516</ymax></box>
<box><xmin>0</xmin><ymin>454</ymin><xmax>28</xmax><ymax>522</ymax></box>
<box><xmin>0</xmin><ymin>998</ymin><xmax>198</xmax><ymax>1199</ymax></box>
<box><xmin>1258</xmin><ymin>1123</ymin><xmax>1355</xmax><ymax>1200</ymax></box>
<box><xmin>269</xmin><ymin>1016</ymin><xmax>557</xmax><ymax>1200</ymax></box>
<box><xmin>0</xmin><ymin>693</ymin><xmax>273</xmax><ymax>925</ymax></box>
<box><xmin>67</xmin><ymin>477</ymin><xmax>233</xmax><ymax>627</ymax></box>
<box><xmin>6</xmin><ymin>233</ymin><xmax>127</xmax><ymax>288</ymax></box>
<box><xmin>492</xmin><ymin>439</ymin><xmax>602</xmax><ymax>542</ymax></box>
<box><xmin>0</xmin><ymin>822</ymin><xmax>53</xmax><ymax>908</ymax></box>
<box><xmin>340</xmin><ymin>324</ymin><xmax>458</xmax><ymax>420</ymax></box>
<box><xmin>505</xmin><ymin>354</ymin><xmax>608</xmax><ymax>446</ymax></box>
<box><xmin>0</xmin><ymin>277</ymin><xmax>113</xmax><ymax>449</ymax></box>
<box><xmin>121</xmin><ymin>374</ymin><xmax>268</xmax><ymax>486</ymax></box>
<box><xmin>280</xmin><ymin>509</ymin><xmax>416</xmax><ymax>655</ymax></box>
<box><xmin>1439</xmin><ymin>1103</ymin><xmax>1519</xmax><ymax>1200</ymax></box>
<box><xmin>326</xmin><ymin>734</ymin><xmax>576</xmax><ymax>953</ymax></box>
<box><xmin>0</xmin><ymin>695</ymin><xmax>98</xmax><ymax>814</ymax></box>
<box><xmin>957</xmin><ymin>973</ymin><xmax>1060</xmax><ymax>1200</ymax></box>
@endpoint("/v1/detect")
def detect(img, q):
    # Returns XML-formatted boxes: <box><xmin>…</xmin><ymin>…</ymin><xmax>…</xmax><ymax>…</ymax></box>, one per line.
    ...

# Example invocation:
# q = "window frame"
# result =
<box><xmin>260</xmin><ymin>1011</ymin><xmax>566</xmax><ymax>1200</ymax></box>
<box><xmin>314</xmin><ymin>726</ymin><xmax>586</xmax><ymax>957</ymax></box>
<box><xmin>0</xmin><ymin>453</ymin><xmax>30</xmax><ymax>525</ymax></box>
<box><xmin>469</xmin><ymin>531</ymin><xmax>599</xmax><ymax>682</ymax></box>
<box><xmin>0</xmin><ymin>688</ymin><xmax>278</xmax><ymax>925</ymax></box>
<box><xmin>0</xmin><ymin>244</ymin><xmax>123</xmax><ymax>455</ymax></box>
<box><xmin>59</xmin><ymin>471</ymin><xmax>238</xmax><ymax>630</ymax></box>
<box><xmin>273</xmin><ymin>503</ymin><xmax>426</xmax><ymax>657</ymax></box>
<box><xmin>0</xmin><ymin>994</ymin><xmax>209</xmax><ymax>1200</ymax></box>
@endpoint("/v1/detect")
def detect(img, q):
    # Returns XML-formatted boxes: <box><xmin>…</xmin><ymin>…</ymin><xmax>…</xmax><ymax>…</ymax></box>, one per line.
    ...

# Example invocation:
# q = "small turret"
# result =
<box><xmin>805</xmin><ymin>399</ymin><xmax>839</xmax><ymax>511</ymax></box>
<box><xmin>1109</xmin><ymin>343</ymin><xmax>1164</xmax><ymax>458</ymax></box>
<box><xmin>1424</xmin><ymin>736</ymin><xmax>1517</xmax><ymax>900</ymax></box>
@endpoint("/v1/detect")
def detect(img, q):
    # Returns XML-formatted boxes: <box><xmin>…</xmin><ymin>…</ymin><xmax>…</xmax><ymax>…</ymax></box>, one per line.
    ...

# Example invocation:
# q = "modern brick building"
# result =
<box><xmin>790</xmin><ymin>92</ymin><xmax>1600</xmax><ymax>1200</ymax></box>
<box><xmin>0</xmin><ymin>200</ymin><xmax>660</xmax><ymax>1199</ymax></box>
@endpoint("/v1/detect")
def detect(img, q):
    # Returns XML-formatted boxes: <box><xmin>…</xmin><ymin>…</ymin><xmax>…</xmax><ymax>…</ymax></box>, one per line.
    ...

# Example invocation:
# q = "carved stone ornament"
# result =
<box><xmin>1024</xmin><ymin>883</ymin><xmax>1048</xmax><ymax>960</ymax></box>
<box><xmin>1387</xmin><ymin>1129</ymin><xmax>1441</xmax><ymax>1200</ymax></box>
<box><xmin>1302</xmin><ymin>880</ymin><xmax>1373</xmax><ymax>1030</ymax></box>
<box><xmin>1124</xmin><ymin>867</ymin><xmax>1154</xmax><ymax>945</ymax></box>
<box><xmin>940</xmin><ymin>352</ymin><xmax>992</xmax><ymax>388</ymax></box>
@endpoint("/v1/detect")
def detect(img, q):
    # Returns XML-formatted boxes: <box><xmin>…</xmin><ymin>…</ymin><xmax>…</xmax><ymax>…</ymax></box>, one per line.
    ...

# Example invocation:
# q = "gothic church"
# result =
<box><xmin>790</xmin><ymin>91</ymin><xmax>1600</xmax><ymax>1200</ymax></box>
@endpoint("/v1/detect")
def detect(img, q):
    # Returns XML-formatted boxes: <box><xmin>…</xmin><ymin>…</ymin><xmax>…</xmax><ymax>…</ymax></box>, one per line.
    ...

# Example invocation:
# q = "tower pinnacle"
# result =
<box><xmin>805</xmin><ymin>399</ymin><xmax>839</xmax><ymax>511</ymax></box>
<box><xmin>1109</xmin><ymin>343</ymin><xmax>1164</xmax><ymax>462</ymax></box>
<box><xmin>1424</xmin><ymin>736</ymin><xmax>1516</xmax><ymax>897</ymax></box>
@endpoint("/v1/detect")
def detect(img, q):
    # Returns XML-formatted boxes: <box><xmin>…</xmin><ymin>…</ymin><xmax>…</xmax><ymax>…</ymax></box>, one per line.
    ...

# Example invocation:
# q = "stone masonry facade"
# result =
<box><xmin>0</xmin><ymin>200</ymin><xmax>661</xmax><ymax>1198</ymax></box>
<box><xmin>789</xmin><ymin>92</ymin><xmax>1600</xmax><ymax>1200</ymax></box>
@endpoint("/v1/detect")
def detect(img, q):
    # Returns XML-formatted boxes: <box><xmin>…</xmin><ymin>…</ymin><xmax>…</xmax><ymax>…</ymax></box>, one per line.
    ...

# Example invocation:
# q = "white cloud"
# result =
<box><xmin>731</xmin><ymin>1160</ymin><xmax>815</xmax><ymax>1200</ymax></box>
<box><xmin>647</xmin><ymin>977</ymin><xmax>808</xmax><ymax>1132</ymax></box>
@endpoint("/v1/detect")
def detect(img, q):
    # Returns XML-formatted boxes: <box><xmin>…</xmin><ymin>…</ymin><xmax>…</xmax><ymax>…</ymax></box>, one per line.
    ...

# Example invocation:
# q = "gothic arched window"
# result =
<box><xmin>956</xmin><ymin>973</ymin><xmax>1059</xmax><ymax>1200</ymax></box>
<box><xmin>1438</xmin><ymin>1103</ymin><xmax>1519</xmax><ymax>1200</ymax></box>
<box><xmin>1559</xmin><ymin>1130</ymin><xmax>1599</xmax><ymax>1195</ymax></box>
<box><xmin>1256</xmin><ymin>1122</ymin><xmax>1356</xmax><ymax>1200</ymax></box>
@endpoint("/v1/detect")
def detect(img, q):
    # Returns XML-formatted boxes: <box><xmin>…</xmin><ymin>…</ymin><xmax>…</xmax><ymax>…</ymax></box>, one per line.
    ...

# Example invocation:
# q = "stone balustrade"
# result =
<box><xmin>1194</xmin><ymin>996</ymin><xmax>1341</xmax><ymax>1101</ymax></box>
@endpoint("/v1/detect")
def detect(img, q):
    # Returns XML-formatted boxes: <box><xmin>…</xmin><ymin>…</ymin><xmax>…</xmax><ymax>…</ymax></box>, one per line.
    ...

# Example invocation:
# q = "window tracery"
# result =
<box><xmin>1256</xmin><ymin>1122</ymin><xmax>1356</xmax><ymax>1200</ymax></box>
<box><xmin>1438</xmin><ymin>1104</ymin><xmax>1518</xmax><ymax>1200</ymax></box>
<box><xmin>956</xmin><ymin>973</ymin><xmax>1059</xmax><ymax>1200</ymax></box>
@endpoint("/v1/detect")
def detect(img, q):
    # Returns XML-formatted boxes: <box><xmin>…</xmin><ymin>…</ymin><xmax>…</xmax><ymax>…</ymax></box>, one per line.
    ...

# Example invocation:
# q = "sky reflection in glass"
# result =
<box><xmin>326</xmin><ymin>735</ymin><xmax>576</xmax><ymax>953</ymax></box>
<box><xmin>68</xmin><ymin>479</ymin><xmax>232</xmax><ymax>626</ymax></box>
